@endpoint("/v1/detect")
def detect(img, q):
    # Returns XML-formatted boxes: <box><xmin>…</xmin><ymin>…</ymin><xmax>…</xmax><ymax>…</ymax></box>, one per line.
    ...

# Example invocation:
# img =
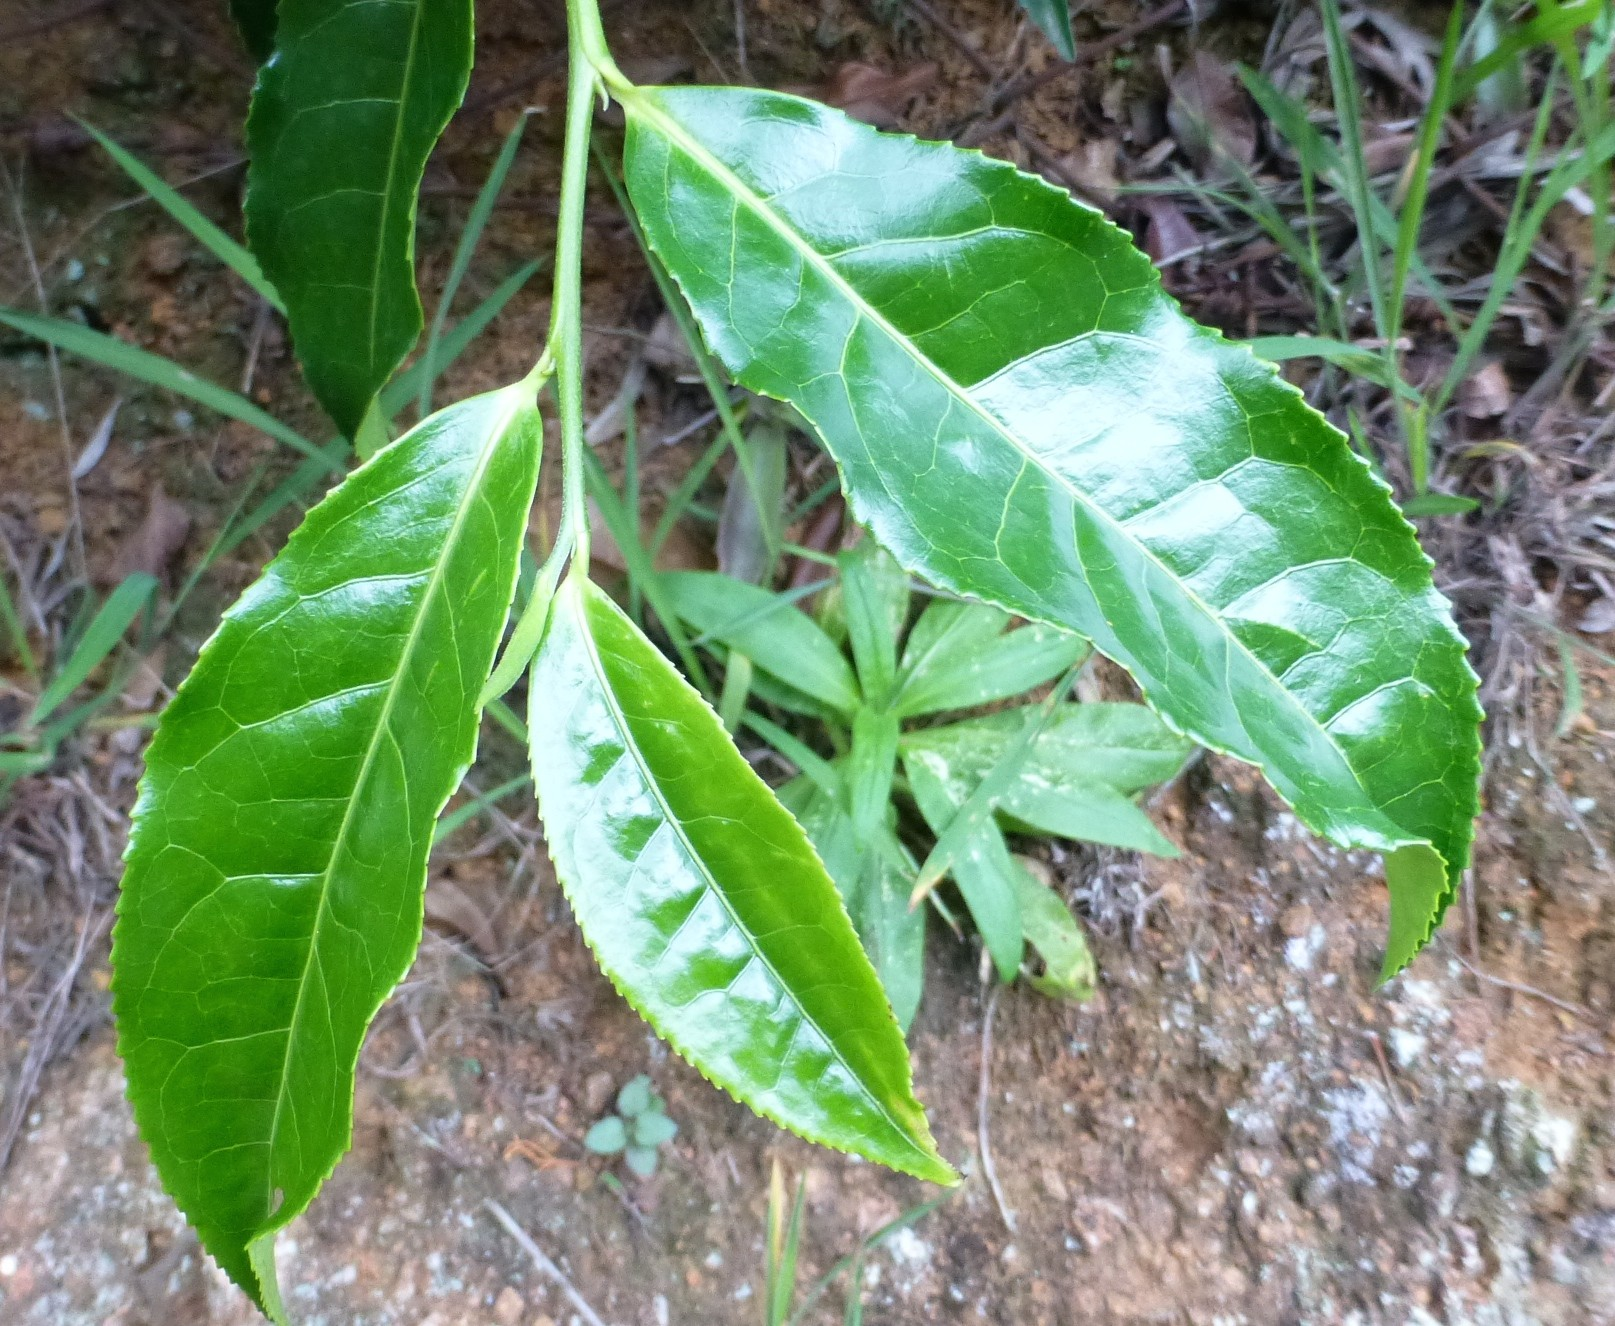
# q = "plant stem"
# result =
<box><xmin>549</xmin><ymin>27</ymin><xmax>600</xmax><ymax>572</ymax></box>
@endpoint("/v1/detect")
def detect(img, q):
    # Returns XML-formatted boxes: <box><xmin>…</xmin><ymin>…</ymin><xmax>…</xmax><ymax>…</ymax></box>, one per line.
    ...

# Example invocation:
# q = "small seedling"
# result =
<box><xmin>583</xmin><ymin>1075</ymin><xmax>679</xmax><ymax>1178</ymax></box>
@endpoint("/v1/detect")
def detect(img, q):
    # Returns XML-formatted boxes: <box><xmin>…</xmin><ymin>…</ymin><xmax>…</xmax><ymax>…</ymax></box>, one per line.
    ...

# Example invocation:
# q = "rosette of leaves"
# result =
<box><xmin>583</xmin><ymin>1074</ymin><xmax>680</xmax><ymax>1178</ymax></box>
<box><xmin>662</xmin><ymin>542</ymin><xmax>1194</xmax><ymax>1026</ymax></box>
<box><xmin>105</xmin><ymin>0</ymin><xmax>1481</xmax><ymax>1318</ymax></box>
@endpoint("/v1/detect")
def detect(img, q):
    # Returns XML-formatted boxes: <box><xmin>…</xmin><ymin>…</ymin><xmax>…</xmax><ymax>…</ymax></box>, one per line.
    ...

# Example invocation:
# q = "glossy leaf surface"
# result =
<box><xmin>246</xmin><ymin>0</ymin><xmax>473</xmax><ymax>436</ymax></box>
<box><xmin>527</xmin><ymin>576</ymin><xmax>951</xmax><ymax>1183</ymax></box>
<box><xmin>1018</xmin><ymin>0</ymin><xmax>1076</xmax><ymax>60</ymax></box>
<box><xmin>623</xmin><ymin>86</ymin><xmax>1482</xmax><ymax>974</ymax></box>
<box><xmin>112</xmin><ymin>384</ymin><xmax>541</xmax><ymax>1313</ymax></box>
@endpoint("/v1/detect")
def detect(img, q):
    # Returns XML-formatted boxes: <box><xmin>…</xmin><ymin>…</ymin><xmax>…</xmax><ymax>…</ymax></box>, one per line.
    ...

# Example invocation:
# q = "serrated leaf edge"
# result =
<box><xmin>621</xmin><ymin>84</ymin><xmax>1483</xmax><ymax>970</ymax></box>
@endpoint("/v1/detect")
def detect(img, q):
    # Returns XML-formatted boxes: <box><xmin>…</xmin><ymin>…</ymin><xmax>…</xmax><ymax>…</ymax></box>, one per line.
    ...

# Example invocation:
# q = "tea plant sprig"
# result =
<box><xmin>101</xmin><ymin>0</ymin><xmax>1483</xmax><ymax>1318</ymax></box>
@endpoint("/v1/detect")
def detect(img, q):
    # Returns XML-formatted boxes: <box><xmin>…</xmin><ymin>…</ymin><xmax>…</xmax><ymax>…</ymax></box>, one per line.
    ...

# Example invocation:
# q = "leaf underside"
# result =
<box><xmin>246</xmin><ymin>0</ymin><xmax>474</xmax><ymax>436</ymax></box>
<box><xmin>621</xmin><ymin>85</ymin><xmax>1482</xmax><ymax>977</ymax></box>
<box><xmin>528</xmin><ymin>577</ymin><xmax>951</xmax><ymax>1183</ymax></box>
<box><xmin>112</xmin><ymin>386</ymin><xmax>541</xmax><ymax>1312</ymax></box>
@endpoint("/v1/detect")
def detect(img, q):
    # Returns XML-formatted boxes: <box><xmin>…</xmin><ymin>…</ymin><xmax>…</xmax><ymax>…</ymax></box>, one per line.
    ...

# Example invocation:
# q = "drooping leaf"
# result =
<box><xmin>1017</xmin><ymin>0</ymin><xmax>1076</xmax><ymax>60</ymax></box>
<box><xmin>893</xmin><ymin>598</ymin><xmax>1087</xmax><ymax>718</ymax></box>
<box><xmin>622</xmin><ymin>86</ymin><xmax>1482</xmax><ymax>976</ymax></box>
<box><xmin>246</xmin><ymin>0</ymin><xmax>474</xmax><ymax>436</ymax></box>
<box><xmin>1011</xmin><ymin>858</ymin><xmax>1096</xmax><ymax>1000</ymax></box>
<box><xmin>661</xmin><ymin>571</ymin><xmax>860</xmax><ymax>715</ymax></box>
<box><xmin>112</xmin><ymin>383</ymin><xmax>541</xmax><ymax>1316</ymax></box>
<box><xmin>527</xmin><ymin>576</ymin><xmax>951</xmax><ymax>1183</ymax></box>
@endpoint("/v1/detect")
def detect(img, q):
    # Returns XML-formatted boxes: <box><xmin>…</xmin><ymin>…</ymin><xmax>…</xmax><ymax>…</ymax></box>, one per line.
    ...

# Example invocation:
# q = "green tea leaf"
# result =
<box><xmin>1018</xmin><ymin>0</ymin><xmax>1076</xmax><ymax>60</ymax></box>
<box><xmin>112</xmin><ymin>383</ymin><xmax>541</xmax><ymax>1314</ymax></box>
<box><xmin>623</xmin><ymin>86</ymin><xmax>1482</xmax><ymax>976</ymax></box>
<box><xmin>661</xmin><ymin>571</ymin><xmax>860</xmax><ymax>715</ymax></box>
<box><xmin>246</xmin><ymin>0</ymin><xmax>474</xmax><ymax>436</ymax></box>
<box><xmin>893</xmin><ymin>599</ymin><xmax>1087</xmax><ymax>718</ymax></box>
<box><xmin>528</xmin><ymin>576</ymin><xmax>951</xmax><ymax>1183</ymax></box>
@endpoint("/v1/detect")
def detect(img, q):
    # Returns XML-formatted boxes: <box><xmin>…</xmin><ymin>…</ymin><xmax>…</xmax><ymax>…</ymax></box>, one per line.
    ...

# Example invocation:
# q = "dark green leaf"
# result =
<box><xmin>585</xmin><ymin>1116</ymin><xmax>629</xmax><ymax>1154</ymax></box>
<box><xmin>1017</xmin><ymin>0</ymin><xmax>1075</xmax><ymax>60</ymax></box>
<box><xmin>623</xmin><ymin>85</ymin><xmax>1482</xmax><ymax>976</ymax></box>
<box><xmin>893</xmin><ymin>600</ymin><xmax>1087</xmax><ymax>718</ymax></box>
<box><xmin>907</xmin><ymin>760</ymin><xmax>1023</xmax><ymax>982</ymax></box>
<box><xmin>661</xmin><ymin>571</ymin><xmax>860</xmax><ymax>714</ymax></box>
<box><xmin>229</xmin><ymin>0</ymin><xmax>278</xmax><ymax>61</ymax></box>
<box><xmin>246</xmin><ymin>0</ymin><xmax>474</xmax><ymax>435</ymax></box>
<box><xmin>112</xmin><ymin>383</ymin><xmax>541</xmax><ymax>1316</ymax></box>
<box><xmin>527</xmin><ymin>576</ymin><xmax>951</xmax><ymax>1183</ymax></box>
<box><xmin>1012</xmin><ymin>859</ymin><xmax>1095</xmax><ymax>1000</ymax></box>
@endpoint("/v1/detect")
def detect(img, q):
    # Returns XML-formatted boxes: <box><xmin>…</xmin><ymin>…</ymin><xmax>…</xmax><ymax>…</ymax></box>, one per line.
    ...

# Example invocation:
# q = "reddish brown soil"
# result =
<box><xmin>1</xmin><ymin>3</ymin><xmax>1610</xmax><ymax>1324</ymax></box>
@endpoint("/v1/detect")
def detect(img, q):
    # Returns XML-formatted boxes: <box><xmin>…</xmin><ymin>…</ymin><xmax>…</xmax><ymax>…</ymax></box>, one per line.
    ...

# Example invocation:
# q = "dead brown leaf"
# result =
<box><xmin>425</xmin><ymin>877</ymin><xmax>500</xmax><ymax>961</ymax></box>
<box><xmin>1139</xmin><ymin>197</ymin><xmax>1201</xmax><ymax>266</ymax></box>
<box><xmin>1167</xmin><ymin>51</ymin><xmax>1256</xmax><ymax>174</ymax></box>
<box><xmin>1460</xmin><ymin>360</ymin><xmax>1512</xmax><ymax>419</ymax></box>
<box><xmin>104</xmin><ymin>485</ymin><xmax>191</xmax><ymax>585</ymax></box>
<box><xmin>804</xmin><ymin>61</ymin><xmax>940</xmax><ymax>130</ymax></box>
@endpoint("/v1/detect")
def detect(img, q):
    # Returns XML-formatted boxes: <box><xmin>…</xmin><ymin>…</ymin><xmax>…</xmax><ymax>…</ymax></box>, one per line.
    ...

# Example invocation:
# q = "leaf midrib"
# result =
<box><xmin>259</xmin><ymin>388</ymin><xmax>522</xmax><ymax>1223</ymax></box>
<box><xmin>628</xmin><ymin>89</ymin><xmax>1413</xmax><ymax>856</ymax></box>
<box><xmin>366</xmin><ymin>0</ymin><xmax>429</xmax><ymax>369</ymax></box>
<box><xmin>567</xmin><ymin>581</ymin><xmax>923</xmax><ymax>1162</ymax></box>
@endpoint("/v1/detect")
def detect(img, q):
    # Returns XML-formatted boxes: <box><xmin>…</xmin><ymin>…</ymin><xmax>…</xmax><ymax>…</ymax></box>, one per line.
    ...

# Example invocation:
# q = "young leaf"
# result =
<box><xmin>528</xmin><ymin>577</ymin><xmax>950</xmax><ymax>1183</ymax></box>
<box><xmin>907</xmin><ymin>760</ymin><xmax>1023</xmax><ymax>982</ymax></box>
<box><xmin>112</xmin><ymin>383</ymin><xmax>542</xmax><ymax>1315</ymax></box>
<box><xmin>904</xmin><ymin>703</ymin><xmax>1191</xmax><ymax>798</ymax></box>
<box><xmin>840</xmin><ymin>540</ymin><xmax>908</xmax><ymax>708</ymax></box>
<box><xmin>661</xmin><ymin>571</ymin><xmax>860</xmax><ymax>715</ymax></box>
<box><xmin>893</xmin><ymin>599</ymin><xmax>1087</xmax><ymax>718</ymax></box>
<box><xmin>622</xmin><ymin>86</ymin><xmax>1483</xmax><ymax>976</ymax></box>
<box><xmin>585</xmin><ymin>1116</ymin><xmax>629</xmax><ymax>1154</ymax></box>
<box><xmin>1011</xmin><ymin>859</ymin><xmax>1096</xmax><ymax>1001</ymax></box>
<box><xmin>634</xmin><ymin>1111</ymin><xmax>679</xmax><ymax>1148</ymax></box>
<box><xmin>1018</xmin><ymin>0</ymin><xmax>1076</xmax><ymax>61</ymax></box>
<box><xmin>617</xmin><ymin>1074</ymin><xmax>654</xmax><ymax>1117</ymax></box>
<box><xmin>246</xmin><ymin>0</ymin><xmax>474</xmax><ymax>436</ymax></box>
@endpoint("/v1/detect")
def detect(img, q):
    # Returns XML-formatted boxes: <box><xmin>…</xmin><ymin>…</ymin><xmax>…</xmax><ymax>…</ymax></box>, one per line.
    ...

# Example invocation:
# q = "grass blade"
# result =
<box><xmin>0</xmin><ymin>309</ymin><xmax>337</xmax><ymax>472</ymax></box>
<box><xmin>418</xmin><ymin>110</ymin><xmax>532</xmax><ymax>417</ymax></box>
<box><xmin>28</xmin><ymin>573</ymin><xmax>156</xmax><ymax>726</ymax></box>
<box><xmin>79</xmin><ymin>121</ymin><xmax>283</xmax><ymax>313</ymax></box>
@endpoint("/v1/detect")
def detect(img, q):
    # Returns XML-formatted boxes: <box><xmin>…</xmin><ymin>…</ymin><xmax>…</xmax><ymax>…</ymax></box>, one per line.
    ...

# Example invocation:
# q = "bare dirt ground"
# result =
<box><xmin>1</xmin><ymin>2</ymin><xmax>1612</xmax><ymax>1323</ymax></box>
